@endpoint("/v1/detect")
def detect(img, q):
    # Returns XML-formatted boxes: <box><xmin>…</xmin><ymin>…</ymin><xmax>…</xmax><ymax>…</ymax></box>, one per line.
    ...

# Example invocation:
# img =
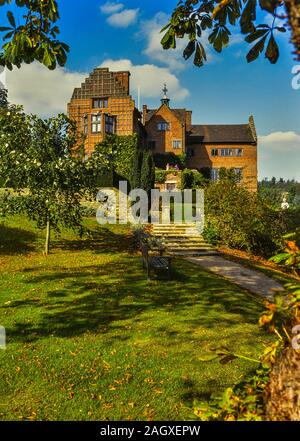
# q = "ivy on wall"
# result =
<box><xmin>94</xmin><ymin>134</ymin><xmax>138</xmax><ymax>186</ymax></box>
<box><xmin>181</xmin><ymin>169</ymin><xmax>207</xmax><ymax>189</ymax></box>
<box><xmin>153</xmin><ymin>152</ymin><xmax>186</xmax><ymax>170</ymax></box>
<box><xmin>94</xmin><ymin>135</ymin><xmax>155</xmax><ymax>192</ymax></box>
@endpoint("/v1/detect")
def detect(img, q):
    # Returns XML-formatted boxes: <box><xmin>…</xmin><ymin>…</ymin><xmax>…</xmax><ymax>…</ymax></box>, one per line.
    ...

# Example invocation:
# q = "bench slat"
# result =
<box><xmin>150</xmin><ymin>257</ymin><xmax>169</xmax><ymax>268</ymax></box>
<box><xmin>140</xmin><ymin>240</ymin><xmax>172</xmax><ymax>279</ymax></box>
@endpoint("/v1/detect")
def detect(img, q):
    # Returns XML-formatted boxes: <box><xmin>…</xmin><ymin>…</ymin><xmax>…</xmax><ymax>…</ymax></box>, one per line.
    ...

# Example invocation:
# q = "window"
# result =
<box><xmin>234</xmin><ymin>168</ymin><xmax>243</xmax><ymax>182</ymax></box>
<box><xmin>214</xmin><ymin>148</ymin><xmax>244</xmax><ymax>157</ymax></box>
<box><xmin>93</xmin><ymin>98</ymin><xmax>108</xmax><ymax>109</ymax></box>
<box><xmin>105</xmin><ymin>115</ymin><xmax>116</xmax><ymax>134</ymax></box>
<box><xmin>148</xmin><ymin>140</ymin><xmax>156</xmax><ymax>150</ymax></box>
<box><xmin>166</xmin><ymin>182</ymin><xmax>176</xmax><ymax>191</ymax></box>
<box><xmin>172</xmin><ymin>140</ymin><xmax>181</xmax><ymax>149</ymax></box>
<box><xmin>221</xmin><ymin>148</ymin><xmax>234</xmax><ymax>156</ymax></box>
<box><xmin>157</xmin><ymin>122</ymin><xmax>170</xmax><ymax>131</ymax></box>
<box><xmin>83</xmin><ymin>115</ymin><xmax>88</xmax><ymax>134</ymax></box>
<box><xmin>91</xmin><ymin>114</ymin><xmax>101</xmax><ymax>133</ymax></box>
<box><xmin>211</xmin><ymin>168</ymin><xmax>219</xmax><ymax>182</ymax></box>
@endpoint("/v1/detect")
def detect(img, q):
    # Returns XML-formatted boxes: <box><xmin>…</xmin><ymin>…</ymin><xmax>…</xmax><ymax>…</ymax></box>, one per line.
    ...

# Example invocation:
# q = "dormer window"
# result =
<box><xmin>157</xmin><ymin>122</ymin><xmax>170</xmax><ymax>131</ymax></box>
<box><xmin>92</xmin><ymin>98</ymin><xmax>108</xmax><ymax>109</ymax></box>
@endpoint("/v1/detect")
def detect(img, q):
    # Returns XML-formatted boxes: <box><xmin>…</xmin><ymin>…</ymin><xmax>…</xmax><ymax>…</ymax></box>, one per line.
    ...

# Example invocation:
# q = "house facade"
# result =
<box><xmin>68</xmin><ymin>68</ymin><xmax>258</xmax><ymax>191</ymax></box>
<box><xmin>67</xmin><ymin>68</ymin><xmax>145</xmax><ymax>157</ymax></box>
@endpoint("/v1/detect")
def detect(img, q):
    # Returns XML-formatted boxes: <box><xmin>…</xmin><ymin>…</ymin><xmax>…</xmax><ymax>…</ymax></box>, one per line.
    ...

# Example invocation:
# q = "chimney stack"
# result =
<box><xmin>142</xmin><ymin>104</ymin><xmax>148</xmax><ymax>125</ymax></box>
<box><xmin>249</xmin><ymin>115</ymin><xmax>257</xmax><ymax>142</ymax></box>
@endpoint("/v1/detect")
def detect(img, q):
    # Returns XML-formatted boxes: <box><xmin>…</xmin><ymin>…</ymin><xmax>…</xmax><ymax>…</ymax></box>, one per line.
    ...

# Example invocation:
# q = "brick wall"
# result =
<box><xmin>145</xmin><ymin>105</ymin><xmax>185</xmax><ymax>155</ymax></box>
<box><xmin>187</xmin><ymin>143</ymin><xmax>257</xmax><ymax>191</ymax></box>
<box><xmin>68</xmin><ymin>68</ymin><xmax>143</xmax><ymax>156</ymax></box>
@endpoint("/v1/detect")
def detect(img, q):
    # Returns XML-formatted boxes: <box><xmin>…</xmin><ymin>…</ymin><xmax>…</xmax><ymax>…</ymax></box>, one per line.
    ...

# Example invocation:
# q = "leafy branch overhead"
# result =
<box><xmin>0</xmin><ymin>0</ymin><xmax>69</xmax><ymax>69</ymax></box>
<box><xmin>161</xmin><ymin>0</ymin><xmax>291</xmax><ymax>67</ymax></box>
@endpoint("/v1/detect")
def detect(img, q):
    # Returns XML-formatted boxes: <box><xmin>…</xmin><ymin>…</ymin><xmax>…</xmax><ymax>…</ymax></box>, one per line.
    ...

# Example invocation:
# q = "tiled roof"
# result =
<box><xmin>145</xmin><ymin>108</ymin><xmax>186</xmax><ymax>124</ymax></box>
<box><xmin>145</xmin><ymin>109</ymin><xmax>156</xmax><ymax>121</ymax></box>
<box><xmin>72</xmin><ymin>68</ymin><xmax>130</xmax><ymax>100</ymax></box>
<box><xmin>188</xmin><ymin>124</ymin><xmax>256</xmax><ymax>144</ymax></box>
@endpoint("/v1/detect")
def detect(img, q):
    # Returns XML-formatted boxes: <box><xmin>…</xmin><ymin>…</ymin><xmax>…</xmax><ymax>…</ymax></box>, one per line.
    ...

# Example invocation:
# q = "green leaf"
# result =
<box><xmin>161</xmin><ymin>29</ymin><xmax>175</xmax><ymax>49</ymax></box>
<box><xmin>220</xmin><ymin>355</ymin><xmax>237</xmax><ymax>364</ymax></box>
<box><xmin>245</xmin><ymin>28</ymin><xmax>270</xmax><ymax>43</ymax></box>
<box><xmin>7</xmin><ymin>11</ymin><xmax>16</xmax><ymax>28</ymax></box>
<box><xmin>269</xmin><ymin>253</ymin><xmax>291</xmax><ymax>263</ymax></box>
<box><xmin>246</xmin><ymin>34</ymin><xmax>268</xmax><ymax>63</ymax></box>
<box><xmin>194</xmin><ymin>43</ymin><xmax>204</xmax><ymax>67</ymax></box>
<box><xmin>160</xmin><ymin>23</ymin><xmax>171</xmax><ymax>33</ymax></box>
<box><xmin>42</xmin><ymin>46</ymin><xmax>55</xmax><ymax>69</ymax></box>
<box><xmin>265</xmin><ymin>33</ymin><xmax>279</xmax><ymax>64</ymax></box>
<box><xmin>259</xmin><ymin>0</ymin><xmax>276</xmax><ymax>14</ymax></box>
<box><xmin>240</xmin><ymin>0</ymin><xmax>257</xmax><ymax>34</ymax></box>
<box><xmin>274</xmin><ymin>27</ymin><xmax>286</xmax><ymax>33</ymax></box>
<box><xmin>183</xmin><ymin>40</ymin><xmax>196</xmax><ymax>60</ymax></box>
<box><xmin>3</xmin><ymin>31</ymin><xmax>14</xmax><ymax>40</ymax></box>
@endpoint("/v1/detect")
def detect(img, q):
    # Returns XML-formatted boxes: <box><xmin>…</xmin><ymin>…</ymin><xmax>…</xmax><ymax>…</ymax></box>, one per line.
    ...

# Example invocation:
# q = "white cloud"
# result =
<box><xmin>141</xmin><ymin>12</ymin><xmax>214</xmax><ymax>70</ymax></box>
<box><xmin>258</xmin><ymin>131</ymin><xmax>300</xmax><ymax>180</ymax></box>
<box><xmin>100</xmin><ymin>58</ymin><xmax>189</xmax><ymax>101</ymax></box>
<box><xmin>6</xmin><ymin>63</ymin><xmax>87</xmax><ymax>117</ymax></box>
<box><xmin>141</xmin><ymin>12</ymin><xmax>186</xmax><ymax>71</ymax></box>
<box><xmin>100</xmin><ymin>2</ymin><xmax>124</xmax><ymax>15</ymax></box>
<box><xmin>5</xmin><ymin>58</ymin><xmax>189</xmax><ymax>118</ymax></box>
<box><xmin>107</xmin><ymin>8</ymin><xmax>139</xmax><ymax>28</ymax></box>
<box><xmin>259</xmin><ymin>131</ymin><xmax>300</xmax><ymax>147</ymax></box>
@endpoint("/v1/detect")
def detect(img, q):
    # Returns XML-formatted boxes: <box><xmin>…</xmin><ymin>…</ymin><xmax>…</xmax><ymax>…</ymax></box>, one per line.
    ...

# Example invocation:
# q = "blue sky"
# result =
<box><xmin>2</xmin><ymin>0</ymin><xmax>300</xmax><ymax>180</ymax></box>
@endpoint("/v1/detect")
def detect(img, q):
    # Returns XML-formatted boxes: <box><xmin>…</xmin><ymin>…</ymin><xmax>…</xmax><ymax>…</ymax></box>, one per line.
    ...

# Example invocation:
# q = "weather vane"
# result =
<box><xmin>162</xmin><ymin>83</ymin><xmax>168</xmax><ymax>99</ymax></box>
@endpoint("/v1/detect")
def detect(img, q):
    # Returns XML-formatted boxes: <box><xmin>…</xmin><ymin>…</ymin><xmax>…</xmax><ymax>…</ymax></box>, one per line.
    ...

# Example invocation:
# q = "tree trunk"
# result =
<box><xmin>285</xmin><ymin>0</ymin><xmax>300</xmax><ymax>60</ymax></box>
<box><xmin>45</xmin><ymin>218</ymin><xmax>50</xmax><ymax>255</ymax></box>
<box><xmin>265</xmin><ymin>345</ymin><xmax>300</xmax><ymax>420</ymax></box>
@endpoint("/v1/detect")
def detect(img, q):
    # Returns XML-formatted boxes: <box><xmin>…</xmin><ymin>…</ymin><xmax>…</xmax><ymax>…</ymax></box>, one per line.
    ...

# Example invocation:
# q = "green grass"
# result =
<box><xmin>0</xmin><ymin>216</ymin><xmax>274</xmax><ymax>421</ymax></box>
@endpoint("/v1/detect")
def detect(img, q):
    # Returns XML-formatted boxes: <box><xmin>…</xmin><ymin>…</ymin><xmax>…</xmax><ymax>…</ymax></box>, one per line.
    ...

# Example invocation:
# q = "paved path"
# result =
<box><xmin>186</xmin><ymin>255</ymin><xmax>284</xmax><ymax>300</ymax></box>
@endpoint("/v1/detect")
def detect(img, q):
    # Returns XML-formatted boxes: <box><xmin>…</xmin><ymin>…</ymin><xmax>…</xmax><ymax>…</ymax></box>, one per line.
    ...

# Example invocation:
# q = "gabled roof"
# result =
<box><xmin>188</xmin><ymin>124</ymin><xmax>256</xmax><ymax>144</ymax></box>
<box><xmin>71</xmin><ymin>68</ymin><xmax>130</xmax><ymax>100</ymax></box>
<box><xmin>145</xmin><ymin>106</ymin><xmax>187</xmax><ymax>124</ymax></box>
<box><xmin>144</xmin><ymin>102</ymin><xmax>257</xmax><ymax>144</ymax></box>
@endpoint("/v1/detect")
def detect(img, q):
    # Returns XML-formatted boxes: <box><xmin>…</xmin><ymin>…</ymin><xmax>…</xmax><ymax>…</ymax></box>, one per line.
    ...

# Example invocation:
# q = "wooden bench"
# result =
<box><xmin>141</xmin><ymin>241</ymin><xmax>172</xmax><ymax>280</ymax></box>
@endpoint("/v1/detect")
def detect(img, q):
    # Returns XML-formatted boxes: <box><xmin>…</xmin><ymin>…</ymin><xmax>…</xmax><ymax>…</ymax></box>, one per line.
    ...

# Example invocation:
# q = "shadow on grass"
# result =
<box><xmin>54</xmin><ymin>235</ymin><xmax>135</xmax><ymax>254</ymax></box>
<box><xmin>3</xmin><ymin>257</ymin><xmax>263</xmax><ymax>344</ymax></box>
<box><xmin>0</xmin><ymin>224</ymin><xmax>37</xmax><ymax>255</ymax></box>
<box><xmin>0</xmin><ymin>218</ymin><xmax>136</xmax><ymax>256</ymax></box>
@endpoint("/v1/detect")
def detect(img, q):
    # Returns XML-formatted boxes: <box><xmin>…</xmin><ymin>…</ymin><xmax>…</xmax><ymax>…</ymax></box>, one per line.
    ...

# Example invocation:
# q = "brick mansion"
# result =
<box><xmin>68</xmin><ymin>68</ymin><xmax>258</xmax><ymax>191</ymax></box>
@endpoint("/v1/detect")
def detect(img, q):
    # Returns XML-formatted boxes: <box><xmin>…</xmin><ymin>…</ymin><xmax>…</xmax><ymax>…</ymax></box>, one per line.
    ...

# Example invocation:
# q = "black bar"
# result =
<box><xmin>0</xmin><ymin>421</ymin><xmax>299</xmax><ymax>440</ymax></box>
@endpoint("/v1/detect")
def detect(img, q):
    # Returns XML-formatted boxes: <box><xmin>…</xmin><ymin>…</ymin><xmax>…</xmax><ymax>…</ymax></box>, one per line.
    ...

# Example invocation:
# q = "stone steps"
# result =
<box><xmin>151</xmin><ymin>223</ymin><xmax>217</xmax><ymax>257</ymax></box>
<box><xmin>170</xmin><ymin>250</ymin><xmax>218</xmax><ymax>257</ymax></box>
<box><xmin>153</xmin><ymin>233</ymin><xmax>201</xmax><ymax>237</ymax></box>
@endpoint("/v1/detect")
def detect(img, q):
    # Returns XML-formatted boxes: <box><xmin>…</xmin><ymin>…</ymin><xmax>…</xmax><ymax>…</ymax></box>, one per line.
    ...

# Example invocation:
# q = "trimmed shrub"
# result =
<box><xmin>181</xmin><ymin>169</ymin><xmax>206</xmax><ymax>189</ymax></box>
<box><xmin>140</xmin><ymin>149</ymin><xmax>155</xmax><ymax>195</ymax></box>
<box><xmin>204</xmin><ymin>179</ymin><xmax>290</xmax><ymax>257</ymax></box>
<box><xmin>155</xmin><ymin>169</ymin><xmax>169</xmax><ymax>184</ymax></box>
<box><xmin>130</xmin><ymin>147</ymin><xmax>143</xmax><ymax>189</ymax></box>
<box><xmin>181</xmin><ymin>169</ymin><xmax>194</xmax><ymax>189</ymax></box>
<box><xmin>199</xmin><ymin>167</ymin><xmax>212</xmax><ymax>180</ymax></box>
<box><xmin>94</xmin><ymin>134</ymin><xmax>138</xmax><ymax>184</ymax></box>
<box><xmin>153</xmin><ymin>152</ymin><xmax>186</xmax><ymax>169</ymax></box>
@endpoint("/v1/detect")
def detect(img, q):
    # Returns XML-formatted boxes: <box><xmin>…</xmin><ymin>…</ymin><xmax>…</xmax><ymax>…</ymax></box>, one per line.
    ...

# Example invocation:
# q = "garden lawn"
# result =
<box><xmin>0</xmin><ymin>216</ymin><xmax>274</xmax><ymax>421</ymax></box>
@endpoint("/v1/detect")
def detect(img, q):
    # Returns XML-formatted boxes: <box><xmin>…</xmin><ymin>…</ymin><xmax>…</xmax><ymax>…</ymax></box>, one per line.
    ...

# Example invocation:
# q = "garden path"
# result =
<box><xmin>186</xmin><ymin>255</ymin><xmax>284</xmax><ymax>300</ymax></box>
